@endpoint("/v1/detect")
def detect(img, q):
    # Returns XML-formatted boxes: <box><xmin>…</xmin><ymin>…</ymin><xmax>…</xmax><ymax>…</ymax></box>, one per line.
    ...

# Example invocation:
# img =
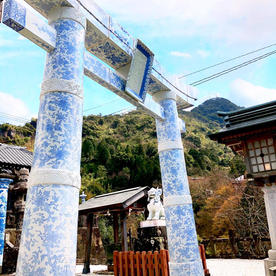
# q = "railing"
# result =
<box><xmin>114</xmin><ymin>246</ymin><xmax>210</xmax><ymax>276</ymax></box>
<box><xmin>113</xmin><ymin>250</ymin><xmax>169</xmax><ymax>276</ymax></box>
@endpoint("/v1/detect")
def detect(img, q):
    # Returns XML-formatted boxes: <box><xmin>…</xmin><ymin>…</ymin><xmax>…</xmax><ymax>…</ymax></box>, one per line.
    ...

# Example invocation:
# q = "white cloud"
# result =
<box><xmin>0</xmin><ymin>51</ymin><xmax>41</xmax><ymax>64</ymax></box>
<box><xmin>17</xmin><ymin>36</ymin><xmax>27</xmax><ymax>41</ymax></box>
<box><xmin>0</xmin><ymin>35</ymin><xmax>15</xmax><ymax>47</ymax></box>
<box><xmin>230</xmin><ymin>79</ymin><xmax>276</xmax><ymax>107</ymax></box>
<box><xmin>170</xmin><ymin>51</ymin><xmax>191</xmax><ymax>58</ymax></box>
<box><xmin>94</xmin><ymin>0</ymin><xmax>276</xmax><ymax>44</ymax></box>
<box><xmin>197</xmin><ymin>50</ymin><xmax>210</xmax><ymax>58</ymax></box>
<box><xmin>0</xmin><ymin>92</ymin><xmax>31</xmax><ymax>125</ymax></box>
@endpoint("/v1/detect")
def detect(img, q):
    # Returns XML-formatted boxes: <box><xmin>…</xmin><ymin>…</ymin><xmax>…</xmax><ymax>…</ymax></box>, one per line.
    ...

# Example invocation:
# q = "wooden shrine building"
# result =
<box><xmin>78</xmin><ymin>186</ymin><xmax>149</xmax><ymax>273</ymax></box>
<box><xmin>209</xmin><ymin>100</ymin><xmax>276</xmax><ymax>275</ymax></box>
<box><xmin>0</xmin><ymin>143</ymin><xmax>32</xmax><ymax>273</ymax></box>
<box><xmin>209</xmin><ymin>100</ymin><xmax>276</xmax><ymax>186</ymax></box>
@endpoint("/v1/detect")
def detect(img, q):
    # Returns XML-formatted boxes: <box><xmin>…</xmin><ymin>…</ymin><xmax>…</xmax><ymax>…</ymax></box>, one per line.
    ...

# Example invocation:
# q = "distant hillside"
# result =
<box><xmin>190</xmin><ymin>97</ymin><xmax>243</xmax><ymax>125</ymax></box>
<box><xmin>0</xmin><ymin>97</ymin><xmax>245</xmax><ymax>197</ymax></box>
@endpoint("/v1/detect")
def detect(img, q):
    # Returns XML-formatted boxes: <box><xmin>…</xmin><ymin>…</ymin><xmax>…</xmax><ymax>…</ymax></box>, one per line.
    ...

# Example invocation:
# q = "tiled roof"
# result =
<box><xmin>0</xmin><ymin>143</ymin><xmax>33</xmax><ymax>168</ymax></box>
<box><xmin>79</xmin><ymin>186</ymin><xmax>149</xmax><ymax>212</ymax></box>
<box><xmin>209</xmin><ymin>100</ymin><xmax>276</xmax><ymax>140</ymax></box>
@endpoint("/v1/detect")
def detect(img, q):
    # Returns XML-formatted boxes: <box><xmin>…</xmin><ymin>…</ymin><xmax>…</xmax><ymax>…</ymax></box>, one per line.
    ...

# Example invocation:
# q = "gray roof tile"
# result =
<box><xmin>79</xmin><ymin>186</ymin><xmax>149</xmax><ymax>212</ymax></box>
<box><xmin>210</xmin><ymin>101</ymin><xmax>276</xmax><ymax>140</ymax></box>
<box><xmin>0</xmin><ymin>143</ymin><xmax>33</xmax><ymax>168</ymax></box>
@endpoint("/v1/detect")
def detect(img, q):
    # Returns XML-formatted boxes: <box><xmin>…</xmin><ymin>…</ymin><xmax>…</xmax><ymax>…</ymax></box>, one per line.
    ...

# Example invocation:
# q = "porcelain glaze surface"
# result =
<box><xmin>32</xmin><ymin>92</ymin><xmax>83</xmax><ymax>172</ymax></box>
<box><xmin>84</xmin><ymin>52</ymin><xmax>164</xmax><ymax>119</ymax></box>
<box><xmin>159</xmin><ymin>150</ymin><xmax>190</xmax><ymax>196</ymax></box>
<box><xmin>17</xmin><ymin>184</ymin><xmax>79</xmax><ymax>275</ymax></box>
<box><xmin>2</xmin><ymin>0</ymin><xmax>25</xmax><ymax>31</ymax></box>
<box><xmin>156</xmin><ymin>97</ymin><xmax>204</xmax><ymax>276</ymax></box>
<box><xmin>0</xmin><ymin>179</ymin><xmax>13</xmax><ymax>267</ymax></box>
<box><xmin>16</xmin><ymin>9</ymin><xmax>85</xmax><ymax>275</ymax></box>
<box><xmin>125</xmin><ymin>40</ymin><xmax>154</xmax><ymax>102</ymax></box>
<box><xmin>156</xmin><ymin>99</ymin><xmax>181</xmax><ymax>143</ymax></box>
<box><xmin>44</xmin><ymin>20</ymin><xmax>85</xmax><ymax>83</ymax></box>
<box><xmin>2</xmin><ymin>0</ymin><xmax>56</xmax><ymax>51</ymax></box>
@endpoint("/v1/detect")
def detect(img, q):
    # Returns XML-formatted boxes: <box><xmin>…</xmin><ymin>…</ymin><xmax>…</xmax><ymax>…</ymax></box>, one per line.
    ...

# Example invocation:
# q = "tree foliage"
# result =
<box><xmin>0</xmin><ymin>98</ymin><xmax>269</xmax><ymax>256</ymax></box>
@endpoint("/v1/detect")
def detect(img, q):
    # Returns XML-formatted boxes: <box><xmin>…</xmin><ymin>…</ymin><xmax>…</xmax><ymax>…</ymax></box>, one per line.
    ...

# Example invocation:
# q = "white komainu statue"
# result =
<box><xmin>147</xmin><ymin>188</ymin><xmax>165</xmax><ymax>220</ymax></box>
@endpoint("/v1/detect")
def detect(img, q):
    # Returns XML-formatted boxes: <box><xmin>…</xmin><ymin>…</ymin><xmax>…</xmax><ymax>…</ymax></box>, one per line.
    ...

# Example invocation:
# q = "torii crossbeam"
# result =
<box><xmin>1</xmin><ymin>0</ymin><xmax>204</xmax><ymax>275</ymax></box>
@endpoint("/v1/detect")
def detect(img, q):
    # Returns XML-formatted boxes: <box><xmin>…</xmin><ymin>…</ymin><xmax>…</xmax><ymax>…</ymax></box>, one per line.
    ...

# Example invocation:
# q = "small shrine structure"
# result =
<box><xmin>0</xmin><ymin>143</ymin><xmax>32</xmax><ymax>273</ymax></box>
<box><xmin>79</xmin><ymin>186</ymin><xmax>149</xmax><ymax>274</ymax></box>
<box><xmin>209</xmin><ymin>100</ymin><xmax>276</xmax><ymax>276</ymax></box>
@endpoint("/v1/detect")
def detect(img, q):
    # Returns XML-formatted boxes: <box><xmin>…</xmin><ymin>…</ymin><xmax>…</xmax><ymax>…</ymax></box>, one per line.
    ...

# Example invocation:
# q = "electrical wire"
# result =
<box><xmin>0</xmin><ymin>118</ymin><xmax>28</xmax><ymax>125</ymax></box>
<box><xmin>105</xmin><ymin>107</ymin><xmax>136</xmax><ymax>116</ymax></box>
<box><xmin>0</xmin><ymin>112</ymin><xmax>30</xmax><ymax>123</ymax></box>
<box><xmin>190</xmin><ymin>49</ymin><xmax>276</xmax><ymax>87</ymax></box>
<box><xmin>83</xmin><ymin>98</ymin><xmax>121</xmax><ymax>113</ymax></box>
<box><xmin>179</xmin><ymin>43</ymin><xmax>276</xmax><ymax>79</ymax></box>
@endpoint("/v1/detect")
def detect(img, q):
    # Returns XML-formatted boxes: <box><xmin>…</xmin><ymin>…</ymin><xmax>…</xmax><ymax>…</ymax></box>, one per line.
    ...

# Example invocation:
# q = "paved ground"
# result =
<box><xmin>77</xmin><ymin>259</ymin><xmax>265</xmax><ymax>276</ymax></box>
<box><xmin>76</xmin><ymin>265</ymin><xmax>110</xmax><ymax>275</ymax></box>
<box><xmin>206</xmin><ymin>259</ymin><xmax>265</xmax><ymax>276</ymax></box>
<box><xmin>4</xmin><ymin>259</ymin><xmax>266</xmax><ymax>275</ymax></box>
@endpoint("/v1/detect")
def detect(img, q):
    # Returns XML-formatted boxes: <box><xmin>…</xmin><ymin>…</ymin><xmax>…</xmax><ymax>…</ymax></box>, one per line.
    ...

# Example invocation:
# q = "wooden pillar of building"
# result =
<box><xmin>120</xmin><ymin>213</ymin><xmax>128</xmax><ymax>251</ymax></box>
<box><xmin>113</xmin><ymin>213</ymin><xmax>119</xmax><ymax>244</ymax></box>
<box><xmin>83</xmin><ymin>214</ymin><xmax>93</xmax><ymax>274</ymax></box>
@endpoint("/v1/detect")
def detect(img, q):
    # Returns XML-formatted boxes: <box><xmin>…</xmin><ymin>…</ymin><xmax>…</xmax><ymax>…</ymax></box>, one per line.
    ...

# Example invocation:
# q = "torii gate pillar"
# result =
<box><xmin>154</xmin><ymin>91</ymin><xmax>204</xmax><ymax>276</ymax></box>
<box><xmin>0</xmin><ymin>178</ymin><xmax>13</xmax><ymax>273</ymax></box>
<box><xmin>16</xmin><ymin>7</ymin><xmax>86</xmax><ymax>276</ymax></box>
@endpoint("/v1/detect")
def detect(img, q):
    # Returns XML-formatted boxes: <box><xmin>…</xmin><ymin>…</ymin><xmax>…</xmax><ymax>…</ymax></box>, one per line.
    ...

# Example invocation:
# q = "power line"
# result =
<box><xmin>0</xmin><ymin>118</ymin><xmax>28</xmax><ymax>124</ymax></box>
<box><xmin>0</xmin><ymin>112</ymin><xmax>30</xmax><ymax>123</ymax></box>
<box><xmin>190</xmin><ymin>49</ymin><xmax>276</xmax><ymax>87</ymax></box>
<box><xmin>179</xmin><ymin>43</ymin><xmax>276</xmax><ymax>79</ymax></box>
<box><xmin>0</xmin><ymin>112</ymin><xmax>29</xmax><ymax>120</ymax></box>
<box><xmin>105</xmin><ymin>107</ymin><xmax>136</xmax><ymax>116</ymax></box>
<box><xmin>83</xmin><ymin>98</ymin><xmax>121</xmax><ymax>113</ymax></box>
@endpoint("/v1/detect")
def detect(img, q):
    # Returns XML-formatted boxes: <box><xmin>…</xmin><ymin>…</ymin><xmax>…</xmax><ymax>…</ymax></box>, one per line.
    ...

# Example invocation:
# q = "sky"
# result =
<box><xmin>0</xmin><ymin>0</ymin><xmax>276</xmax><ymax>125</ymax></box>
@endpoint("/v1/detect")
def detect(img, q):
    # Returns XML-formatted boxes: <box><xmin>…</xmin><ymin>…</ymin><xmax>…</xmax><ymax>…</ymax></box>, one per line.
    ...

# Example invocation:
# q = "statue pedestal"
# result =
<box><xmin>134</xmin><ymin>221</ymin><xmax>167</xmax><ymax>252</ymax></box>
<box><xmin>140</xmin><ymin>220</ymin><xmax>166</xmax><ymax>228</ymax></box>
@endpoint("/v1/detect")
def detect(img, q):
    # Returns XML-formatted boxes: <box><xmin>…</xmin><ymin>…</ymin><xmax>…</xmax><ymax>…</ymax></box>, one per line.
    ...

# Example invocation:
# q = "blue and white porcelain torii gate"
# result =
<box><xmin>1</xmin><ymin>0</ymin><xmax>204</xmax><ymax>275</ymax></box>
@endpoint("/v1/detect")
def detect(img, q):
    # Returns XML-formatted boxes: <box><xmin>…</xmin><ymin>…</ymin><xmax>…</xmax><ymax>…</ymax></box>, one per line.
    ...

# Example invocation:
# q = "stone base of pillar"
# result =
<box><xmin>169</xmin><ymin>259</ymin><xmax>204</xmax><ymax>276</ymax></box>
<box><xmin>0</xmin><ymin>265</ymin><xmax>2</xmax><ymax>274</ymax></box>
<box><xmin>264</xmin><ymin>258</ymin><xmax>276</xmax><ymax>276</ymax></box>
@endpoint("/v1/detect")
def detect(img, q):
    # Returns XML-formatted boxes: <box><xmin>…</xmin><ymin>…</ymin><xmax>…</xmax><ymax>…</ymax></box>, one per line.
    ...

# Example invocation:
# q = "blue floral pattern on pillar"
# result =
<box><xmin>16</xmin><ymin>8</ymin><xmax>85</xmax><ymax>276</ymax></box>
<box><xmin>156</xmin><ymin>96</ymin><xmax>204</xmax><ymax>276</ymax></box>
<box><xmin>0</xmin><ymin>178</ymin><xmax>13</xmax><ymax>269</ymax></box>
<box><xmin>32</xmin><ymin>92</ymin><xmax>83</xmax><ymax>171</ymax></box>
<box><xmin>17</xmin><ymin>184</ymin><xmax>79</xmax><ymax>275</ymax></box>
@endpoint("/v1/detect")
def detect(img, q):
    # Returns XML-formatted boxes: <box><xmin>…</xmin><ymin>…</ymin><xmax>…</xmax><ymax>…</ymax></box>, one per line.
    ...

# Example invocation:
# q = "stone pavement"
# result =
<box><xmin>76</xmin><ymin>272</ymin><xmax>113</xmax><ymax>276</ymax></box>
<box><xmin>2</xmin><ymin>265</ymin><xmax>113</xmax><ymax>276</ymax></box>
<box><xmin>2</xmin><ymin>259</ymin><xmax>266</xmax><ymax>276</ymax></box>
<box><xmin>76</xmin><ymin>265</ymin><xmax>113</xmax><ymax>276</ymax></box>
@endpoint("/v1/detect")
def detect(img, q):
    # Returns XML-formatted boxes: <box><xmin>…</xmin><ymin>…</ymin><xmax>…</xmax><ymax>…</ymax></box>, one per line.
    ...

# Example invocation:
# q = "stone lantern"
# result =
<box><xmin>80</xmin><ymin>191</ymin><xmax>87</xmax><ymax>203</ymax></box>
<box><xmin>209</xmin><ymin>100</ymin><xmax>276</xmax><ymax>275</ymax></box>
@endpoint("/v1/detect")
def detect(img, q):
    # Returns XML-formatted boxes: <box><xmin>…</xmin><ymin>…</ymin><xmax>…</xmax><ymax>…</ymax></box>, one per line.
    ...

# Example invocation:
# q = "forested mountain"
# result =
<box><xmin>190</xmin><ymin>97</ymin><xmax>243</xmax><ymax>125</ymax></box>
<box><xmin>0</xmin><ymin>97</ymin><xmax>243</xmax><ymax>196</ymax></box>
<box><xmin>0</xmin><ymin>97</ymin><xmax>268</xmax><ymax>257</ymax></box>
